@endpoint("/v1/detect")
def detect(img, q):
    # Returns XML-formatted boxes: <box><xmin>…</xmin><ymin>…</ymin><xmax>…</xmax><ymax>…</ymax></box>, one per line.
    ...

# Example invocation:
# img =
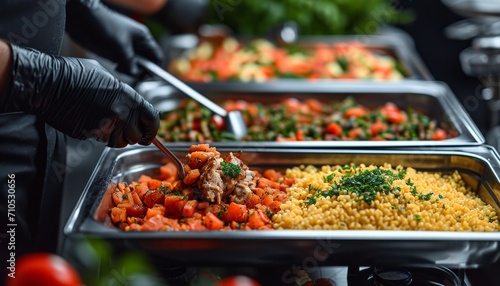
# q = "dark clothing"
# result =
<box><xmin>0</xmin><ymin>0</ymin><xmax>66</xmax><ymax>55</ymax></box>
<box><xmin>0</xmin><ymin>0</ymin><xmax>67</xmax><ymax>278</ymax></box>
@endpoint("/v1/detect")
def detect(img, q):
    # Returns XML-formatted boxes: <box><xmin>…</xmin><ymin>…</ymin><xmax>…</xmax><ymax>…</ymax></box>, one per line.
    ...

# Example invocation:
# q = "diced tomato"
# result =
<box><xmin>134</xmin><ymin>183</ymin><xmax>149</xmax><ymax>199</ymax></box>
<box><xmin>119</xmin><ymin>203</ymin><xmax>148</xmax><ymax>217</ymax></box>
<box><xmin>189</xmin><ymin>143</ymin><xmax>211</xmax><ymax>153</ymax></box>
<box><xmin>164</xmin><ymin>195</ymin><xmax>188</xmax><ymax>219</ymax></box>
<box><xmin>204</xmin><ymin>212</ymin><xmax>224</xmax><ymax>230</ymax></box>
<box><xmin>187</xmin><ymin>217</ymin><xmax>206</xmax><ymax>230</ymax></box>
<box><xmin>117</xmin><ymin>182</ymin><xmax>127</xmax><ymax>192</ymax></box>
<box><xmin>143</xmin><ymin>190</ymin><xmax>165</xmax><ymax>208</ymax></box>
<box><xmin>381</xmin><ymin>102</ymin><xmax>400</xmax><ymax>113</ymax></box>
<box><xmin>211</xmin><ymin>114</ymin><xmax>225</xmax><ymax>131</ymax></box>
<box><xmin>224</xmin><ymin>100</ymin><xmax>248</xmax><ymax>112</ymax></box>
<box><xmin>261</xmin><ymin>194</ymin><xmax>274</xmax><ymax>207</ymax></box>
<box><xmin>181</xmin><ymin>188</ymin><xmax>195</xmax><ymax>200</ymax></box>
<box><xmin>222</xmin><ymin>202</ymin><xmax>248</xmax><ymax>223</ymax></box>
<box><xmin>326</xmin><ymin>122</ymin><xmax>342</xmax><ymax>136</ymax></box>
<box><xmin>344</xmin><ymin>107</ymin><xmax>366</xmax><ymax>118</ymax></box>
<box><xmin>370</xmin><ymin>121</ymin><xmax>387</xmax><ymax>136</ymax></box>
<box><xmin>431</xmin><ymin>129</ymin><xmax>447</xmax><ymax>140</ymax></box>
<box><xmin>247</xmin><ymin>209</ymin><xmax>270</xmax><ymax>229</ymax></box>
<box><xmin>263</xmin><ymin>169</ymin><xmax>280</xmax><ymax>182</ymax></box>
<box><xmin>282</xmin><ymin>98</ymin><xmax>302</xmax><ymax>113</ymax></box>
<box><xmin>281</xmin><ymin>177</ymin><xmax>297</xmax><ymax>187</ymax></box>
<box><xmin>268</xmin><ymin>201</ymin><xmax>281</xmax><ymax>213</ymax></box>
<box><xmin>147</xmin><ymin>179</ymin><xmax>162</xmax><ymax>190</ymax></box>
<box><xmin>385</xmin><ymin>110</ymin><xmax>406</xmax><ymax>124</ymax></box>
<box><xmin>188</xmin><ymin>152</ymin><xmax>210</xmax><ymax>169</ymax></box>
<box><xmin>197</xmin><ymin>201</ymin><xmax>210</xmax><ymax>209</ymax></box>
<box><xmin>183</xmin><ymin>169</ymin><xmax>201</xmax><ymax>185</ymax></box>
<box><xmin>141</xmin><ymin>214</ymin><xmax>165</xmax><ymax>231</ymax></box>
<box><xmin>304</xmin><ymin>98</ymin><xmax>323</xmax><ymax>114</ymax></box>
<box><xmin>296</xmin><ymin>129</ymin><xmax>305</xmax><ymax>141</ymax></box>
<box><xmin>146</xmin><ymin>205</ymin><xmax>165</xmax><ymax>219</ymax></box>
<box><xmin>160</xmin><ymin>162</ymin><xmax>178</xmax><ymax>181</ymax></box>
<box><xmin>111</xmin><ymin>207</ymin><xmax>127</xmax><ymax>223</ymax></box>
<box><xmin>257</xmin><ymin>177</ymin><xmax>280</xmax><ymax>189</ymax></box>
<box><xmin>112</xmin><ymin>189</ymin><xmax>124</xmax><ymax>205</ymax></box>
<box><xmin>246</xmin><ymin>194</ymin><xmax>261</xmax><ymax>209</ymax></box>
<box><xmin>182</xmin><ymin>200</ymin><xmax>198</xmax><ymax>217</ymax></box>
<box><xmin>131</xmin><ymin>192</ymin><xmax>143</xmax><ymax>206</ymax></box>
<box><xmin>348</xmin><ymin>128</ymin><xmax>363</xmax><ymax>139</ymax></box>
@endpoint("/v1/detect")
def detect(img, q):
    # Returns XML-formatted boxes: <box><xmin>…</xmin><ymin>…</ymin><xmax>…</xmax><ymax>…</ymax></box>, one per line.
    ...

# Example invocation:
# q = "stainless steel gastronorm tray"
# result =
<box><xmin>161</xmin><ymin>29</ymin><xmax>433</xmax><ymax>81</ymax></box>
<box><xmin>64</xmin><ymin>145</ymin><xmax>500</xmax><ymax>268</ymax></box>
<box><xmin>135</xmin><ymin>80</ymin><xmax>484</xmax><ymax>148</ymax></box>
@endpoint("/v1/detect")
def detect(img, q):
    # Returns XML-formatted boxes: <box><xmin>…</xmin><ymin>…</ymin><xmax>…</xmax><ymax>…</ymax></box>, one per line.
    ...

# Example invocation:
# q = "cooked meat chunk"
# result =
<box><xmin>198</xmin><ymin>157</ymin><xmax>224</xmax><ymax>203</ymax></box>
<box><xmin>231</xmin><ymin>169</ymin><xmax>255</xmax><ymax>204</ymax></box>
<box><xmin>196</xmin><ymin>150</ymin><xmax>257</xmax><ymax>204</ymax></box>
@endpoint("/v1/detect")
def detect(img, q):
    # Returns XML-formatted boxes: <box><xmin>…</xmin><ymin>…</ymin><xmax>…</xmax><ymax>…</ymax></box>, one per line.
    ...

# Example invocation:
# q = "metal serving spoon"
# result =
<box><xmin>137</xmin><ymin>57</ymin><xmax>247</xmax><ymax>140</ymax></box>
<box><xmin>151</xmin><ymin>137</ymin><xmax>186</xmax><ymax>180</ymax></box>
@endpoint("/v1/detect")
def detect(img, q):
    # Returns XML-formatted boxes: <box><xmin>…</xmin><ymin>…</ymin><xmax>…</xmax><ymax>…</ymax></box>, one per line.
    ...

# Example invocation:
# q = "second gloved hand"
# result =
<box><xmin>66</xmin><ymin>0</ymin><xmax>164</xmax><ymax>76</ymax></box>
<box><xmin>2</xmin><ymin>43</ymin><xmax>160</xmax><ymax>148</ymax></box>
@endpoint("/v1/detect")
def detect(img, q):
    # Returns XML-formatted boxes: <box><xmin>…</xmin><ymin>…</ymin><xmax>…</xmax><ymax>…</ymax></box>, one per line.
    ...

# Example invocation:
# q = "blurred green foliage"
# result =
<box><xmin>207</xmin><ymin>0</ymin><xmax>414</xmax><ymax>35</ymax></box>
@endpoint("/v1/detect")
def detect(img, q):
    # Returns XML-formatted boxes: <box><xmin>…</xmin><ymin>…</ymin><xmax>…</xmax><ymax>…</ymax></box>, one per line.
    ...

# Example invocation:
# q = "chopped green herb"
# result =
<box><xmin>306</xmin><ymin>167</ymin><xmax>407</xmax><ymax>205</ymax></box>
<box><xmin>324</xmin><ymin>173</ymin><xmax>335</xmax><ymax>183</ymax></box>
<box><xmin>415</xmin><ymin>214</ymin><xmax>421</xmax><ymax>223</ymax></box>
<box><xmin>220</xmin><ymin>161</ymin><xmax>242</xmax><ymax>178</ymax></box>
<box><xmin>417</xmin><ymin>192</ymin><xmax>433</xmax><ymax>201</ymax></box>
<box><xmin>265</xmin><ymin>208</ymin><xmax>275</xmax><ymax>219</ymax></box>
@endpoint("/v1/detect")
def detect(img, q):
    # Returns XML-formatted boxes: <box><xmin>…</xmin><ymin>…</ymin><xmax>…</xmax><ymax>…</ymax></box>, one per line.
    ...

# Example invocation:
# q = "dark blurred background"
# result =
<box><xmin>395</xmin><ymin>0</ymin><xmax>488</xmax><ymax>134</ymax></box>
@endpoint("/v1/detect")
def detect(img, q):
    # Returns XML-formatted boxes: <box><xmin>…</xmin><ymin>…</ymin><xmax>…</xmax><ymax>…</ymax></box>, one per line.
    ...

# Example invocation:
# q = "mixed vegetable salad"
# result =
<box><xmin>158</xmin><ymin>97</ymin><xmax>457</xmax><ymax>142</ymax></box>
<box><xmin>168</xmin><ymin>37</ymin><xmax>406</xmax><ymax>82</ymax></box>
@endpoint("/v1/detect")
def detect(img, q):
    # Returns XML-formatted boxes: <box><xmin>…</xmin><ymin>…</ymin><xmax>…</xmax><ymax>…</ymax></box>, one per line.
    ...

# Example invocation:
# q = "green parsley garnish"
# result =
<box><xmin>220</xmin><ymin>161</ymin><xmax>242</xmax><ymax>178</ymax></box>
<box><xmin>415</xmin><ymin>214</ymin><xmax>421</xmax><ymax>222</ymax></box>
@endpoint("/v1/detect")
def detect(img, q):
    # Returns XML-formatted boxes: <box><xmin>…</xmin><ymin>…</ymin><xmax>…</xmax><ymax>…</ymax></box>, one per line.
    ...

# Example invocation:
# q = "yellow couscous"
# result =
<box><xmin>272</xmin><ymin>163</ymin><xmax>500</xmax><ymax>231</ymax></box>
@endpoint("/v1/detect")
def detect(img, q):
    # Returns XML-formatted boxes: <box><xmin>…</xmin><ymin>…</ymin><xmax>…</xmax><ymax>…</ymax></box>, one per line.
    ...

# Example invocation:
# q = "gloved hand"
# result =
<box><xmin>1</xmin><ymin>43</ymin><xmax>160</xmax><ymax>148</ymax></box>
<box><xmin>66</xmin><ymin>0</ymin><xmax>164</xmax><ymax>76</ymax></box>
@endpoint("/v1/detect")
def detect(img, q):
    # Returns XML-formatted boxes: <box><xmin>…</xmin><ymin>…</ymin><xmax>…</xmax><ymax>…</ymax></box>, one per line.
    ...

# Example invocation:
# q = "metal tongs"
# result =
<box><xmin>137</xmin><ymin>57</ymin><xmax>247</xmax><ymax>140</ymax></box>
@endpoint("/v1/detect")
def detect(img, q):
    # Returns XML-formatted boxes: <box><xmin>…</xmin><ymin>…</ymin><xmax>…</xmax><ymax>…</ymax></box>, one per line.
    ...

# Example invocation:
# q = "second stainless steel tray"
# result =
<box><xmin>161</xmin><ymin>28</ymin><xmax>433</xmax><ymax>82</ymax></box>
<box><xmin>136</xmin><ymin>80</ymin><xmax>484</xmax><ymax>148</ymax></box>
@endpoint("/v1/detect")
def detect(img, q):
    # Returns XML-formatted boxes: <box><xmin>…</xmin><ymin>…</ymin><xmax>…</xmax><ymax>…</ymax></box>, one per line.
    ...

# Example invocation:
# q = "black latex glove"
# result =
<box><xmin>66</xmin><ymin>0</ymin><xmax>164</xmax><ymax>76</ymax></box>
<box><xmin>0</xmin><ymin>43</ymin><xmax>160</xmax><ymax>148</ymax></box>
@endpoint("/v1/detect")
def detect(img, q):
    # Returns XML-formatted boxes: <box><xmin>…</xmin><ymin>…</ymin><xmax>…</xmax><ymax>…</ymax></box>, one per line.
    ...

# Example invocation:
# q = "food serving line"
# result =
<box><xmin>59</xmin><ymin>29</ymin><xmax>500</xmax><ymax>285</ymax></box>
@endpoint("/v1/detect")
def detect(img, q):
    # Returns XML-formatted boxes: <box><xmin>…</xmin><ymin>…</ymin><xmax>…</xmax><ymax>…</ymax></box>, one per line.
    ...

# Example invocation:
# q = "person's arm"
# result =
<box><xmin>0</xmin><ymin>41</ymin><xmax>160</xmax><ymax>147</ymax></box>
<box><xmin>0</xmin><ymin>40</ymin><xmax>12</xmax><ymax>98</ymax></box>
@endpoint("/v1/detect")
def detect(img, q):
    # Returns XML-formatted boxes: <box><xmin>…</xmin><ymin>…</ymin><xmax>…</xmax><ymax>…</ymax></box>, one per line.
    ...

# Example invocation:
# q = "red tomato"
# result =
<box><xmin>325</xmin><ymin>122</ymin><xmax>342</xmax><ymax>136</ymax></box>
<box><xmin>370</xmin><ymin>121</ymin><xmax>387</xmax><ymax>136</ymax></box>
<box><xmin>431</xmin><ymin>129</ymin><xmax>447</xmax><ymax>140</ymax></box>
<box><xmin>215</xmin><ymin>275</ymin><xmax>262</xmax><ymax>286</ymax></box>
<box><xmin>6</xmin><ymin>253</ymin><xmax>82</xmax><ymax>286</ymax></box>
<box><xmin>385</xmin><ymin>110</ymin><xmax>406</xmax><ymax>124</ymax></box>
<box><xmin>211</xmin><ymin>114</ymin><xmax>226</xmax><ymax>131</ymax></box>
<box><xmin>344</xmin><ymin>107</ymin><xmax>366</xmax><ymax>118</ymax></box>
